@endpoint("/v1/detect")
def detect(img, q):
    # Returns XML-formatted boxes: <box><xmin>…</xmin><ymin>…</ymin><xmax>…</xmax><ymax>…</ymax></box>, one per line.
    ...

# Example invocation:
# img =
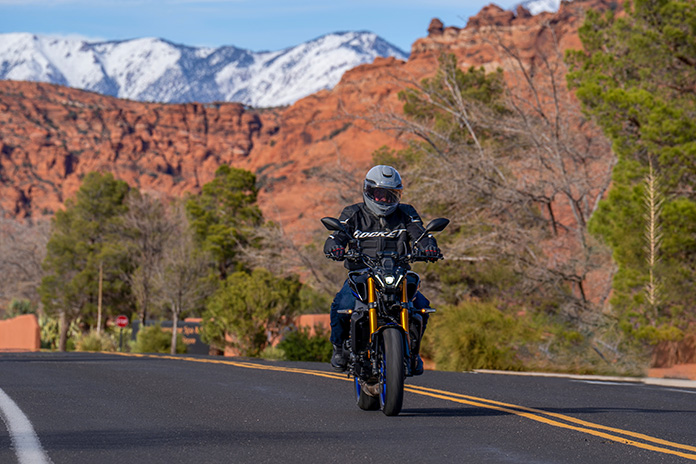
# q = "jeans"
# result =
<box><xmin>329</xmin><ymin>279</ymin><xmax>431</xmax><ymax>346</ymax></box>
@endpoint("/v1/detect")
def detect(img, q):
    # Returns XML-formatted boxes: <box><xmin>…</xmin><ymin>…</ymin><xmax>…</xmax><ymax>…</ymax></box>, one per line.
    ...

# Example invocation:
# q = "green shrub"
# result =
<box><xmin>132</xmin><ymin>324</ymin><xmax>187</xmax><ymax>354</ymax></box>
<box><xmin>75</xmin><ymin>330</ymin><xmax>117</xmax><ymax>352</ymax></box>
<box><xmin>530</xmin><ymin>323</ymin><xmax>648</xmax><ymax>377</ymax></box>
<box><xmin>39</xmin><ymin>315</ymin><xmax>59</xmax><ymax>350</ymax></box>
<box><xmin>39</xmin><ymin>315</ymin><xmax>80</xmax><ymax>351</ymax></box>
<box><xmin>423</xmin><ymin>300</ymin><xmax>648</xmax><ymax>376</ymax></box>
<box><xmin>4</xmin><ymin>299</ymin><xmax>36</xmax><ymax>319</ymax></box>
<box><xmin>201</xmin><ymin>268</ymin><xmax>301</xmax><ymax>357</ymax></box>
<box><xmin>424</xmin><ymin>300</ymin><xmax>541</xmax><ymax>371</ymax></box>
<box><xmin>112</xmin><ymin>326</ymin><xmax>133</xmax><ymax>352</ymax></box>
<box><xmin>260</xmin><ymin>345</ymin><xmax>285</xmax><ymax>361</ymax></box>
<box><xmin>277</xmin><ymin>325</ymin><xmax>332</xmax><ymax>363</ymax></box>
<box><xmin>298</xmin><ymin>286</ymin><xmax>331</xmax><ymax>315</ymax></box>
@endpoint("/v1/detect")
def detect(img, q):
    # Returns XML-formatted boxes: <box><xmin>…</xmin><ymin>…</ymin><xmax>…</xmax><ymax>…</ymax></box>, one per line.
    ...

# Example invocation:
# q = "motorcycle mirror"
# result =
<box><xmin>413</xmin><ymin>218</ymin><xmax>450</xmax><ymax>246</ymax></box>
<box><xmin>321</xmin><ymin>217</ymin><xmax>346</xmax><ymax>233</ymax></box>
<box><xmin>425</xmin><ymin>218</ymin><xmax>450</xmax><ymax>233</ymax></box>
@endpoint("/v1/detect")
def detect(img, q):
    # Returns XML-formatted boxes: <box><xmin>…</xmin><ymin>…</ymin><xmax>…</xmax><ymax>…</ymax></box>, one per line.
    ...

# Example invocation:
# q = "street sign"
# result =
<box><xmin>116</xmin><ymin>315</ymin><xmax>129</xmax><ymax>328</ymax></box>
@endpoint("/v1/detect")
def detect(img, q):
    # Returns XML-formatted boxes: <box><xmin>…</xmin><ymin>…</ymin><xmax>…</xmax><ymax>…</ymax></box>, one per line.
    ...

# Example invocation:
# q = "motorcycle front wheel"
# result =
<box><xmin>379</xmin><ymin>327</ymin><xmax>405</xmax><ymax>416</ymax></box>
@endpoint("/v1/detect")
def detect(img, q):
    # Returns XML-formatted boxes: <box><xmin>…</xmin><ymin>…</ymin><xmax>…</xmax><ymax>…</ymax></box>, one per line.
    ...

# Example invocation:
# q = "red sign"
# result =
<box><xmin>116</xmin><ymin>315</ymin><xmax>129</xmax><ymax>328</ymax></box>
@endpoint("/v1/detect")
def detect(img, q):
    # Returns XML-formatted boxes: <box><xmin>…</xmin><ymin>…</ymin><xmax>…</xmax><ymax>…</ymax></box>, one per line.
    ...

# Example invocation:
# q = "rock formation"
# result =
<box><xmin>0</xmin><ymin>0</ymin><xmax>618</xmax><ymax>243</ymax></box>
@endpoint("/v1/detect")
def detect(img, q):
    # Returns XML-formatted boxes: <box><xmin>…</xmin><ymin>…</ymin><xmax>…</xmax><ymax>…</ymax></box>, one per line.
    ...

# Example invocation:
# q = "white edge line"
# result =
<box><xmin>642</xmin><ymin>377</ymin><xmax>696</xmax><ymax>389</ymax></box>
<box><xmin>473</xmin><ymin>369</ymin><xmax>696</xmax><ymax>389</ymax></box>
<box><xmin>0</xmin><ymin>387</ymin><xmax>52</xmax><ymax>464</ymax></box>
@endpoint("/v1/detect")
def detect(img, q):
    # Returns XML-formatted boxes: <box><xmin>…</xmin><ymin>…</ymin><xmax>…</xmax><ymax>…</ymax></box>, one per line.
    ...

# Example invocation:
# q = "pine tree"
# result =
<box><xmin>185</xmin><ymin>165</ymin><xmax>263</xmax><ymax>279</ymax></box>
<box><xmin>40</xmin><ymin>172</ymin><xmax>132</xmax><ymax>350</ymax></box>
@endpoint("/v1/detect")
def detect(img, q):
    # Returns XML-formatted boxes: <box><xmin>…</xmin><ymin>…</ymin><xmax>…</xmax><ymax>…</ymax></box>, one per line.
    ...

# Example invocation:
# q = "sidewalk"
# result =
<box><xmin>474</xmin><ymin>369</ymin><xmax>696</xmax><ymax>389</ymax></box>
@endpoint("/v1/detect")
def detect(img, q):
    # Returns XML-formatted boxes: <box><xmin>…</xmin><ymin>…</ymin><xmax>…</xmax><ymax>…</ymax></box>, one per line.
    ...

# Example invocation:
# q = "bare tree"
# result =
<box><xmin>236</xmin><ymin>151</ymin><xmax>366</xmax><ymax>302</ymax></box>
<box><xmin>156</xmin><ymin>204</ymin><xmax>213</xmax><ymax>355</ymax></box>
<box><xmin>0</xmin><ymin>217</ymin><xmax>50</xmax><ymax>312</ymax></box>
<box><xmin>239</xmin><ymin>221</ymin><xmax>347</xmax><ymax>300</ymax></box>
<box><xmin>486</xmin><ymin>24</ymin><xmax>614</xmax><ymax>322</ymax></box>
<box><xmin>121</xmin><ymin>191</ymin><xmax>177</xmax><ymax>328</ymax></box>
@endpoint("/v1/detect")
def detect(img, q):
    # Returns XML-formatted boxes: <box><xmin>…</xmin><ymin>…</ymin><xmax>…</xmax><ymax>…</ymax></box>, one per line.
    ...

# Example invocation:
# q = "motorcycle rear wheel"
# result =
<box><xmin>379</xmin><ymin>327</ymin><xmax>405</xmax><ymax>416</ymax></box>
<box><xmin>354</xmin><ymin>377</ymin><xmax>379</xmax><ymax>410</ymax></box>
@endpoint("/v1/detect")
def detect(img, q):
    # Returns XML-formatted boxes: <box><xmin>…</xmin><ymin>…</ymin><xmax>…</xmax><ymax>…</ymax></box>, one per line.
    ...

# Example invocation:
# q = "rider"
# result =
<box><xmin>323</xmin><ymin>165</ymin><xmax>441</xmax><ymax>375</ymax></box>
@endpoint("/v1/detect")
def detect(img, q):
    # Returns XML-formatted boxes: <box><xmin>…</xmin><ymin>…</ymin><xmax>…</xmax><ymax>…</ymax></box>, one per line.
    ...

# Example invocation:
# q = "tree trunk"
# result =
<box><xmin>97</xmin><ymin>260</ymin><xmax>103</xmax><ymax>335</ymax></box>
<box><xmin>59</xmin><ymin>310</ymin><xmax>68</xmax><ymax>352</ymax></box>
<box><xmin>170</xmin><ymin>308</ymin><xmax>179</xmax><ymax>355</ymax></box>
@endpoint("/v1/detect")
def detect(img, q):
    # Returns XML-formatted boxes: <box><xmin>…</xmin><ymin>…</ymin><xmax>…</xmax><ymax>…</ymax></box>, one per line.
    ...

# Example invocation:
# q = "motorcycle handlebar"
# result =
<box><xmin>410</xmin><ymin>252</ymin><xmax>444</xmax><ymax>262</ymax></box>
<box><xmin>327</xmin><ymin>249</ymin><xmax>443</xmax><ymax>264</ymax></box>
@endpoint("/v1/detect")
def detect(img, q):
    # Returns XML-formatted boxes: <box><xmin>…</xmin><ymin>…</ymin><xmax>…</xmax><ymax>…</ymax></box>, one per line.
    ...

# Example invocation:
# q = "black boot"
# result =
<box><xmin>412</xmin><ymin>355</ymin><xmax>424</xmax><ymax>376</ymax></box>
<box><xmin>331</xmin><ymin>344</ymin><xmax>347</xmax><ymax>372</ymax></box>
<box><xmin>409</xmin><ymin>314</ymin><xmax>424</xmax><ymax>376</ymax></box>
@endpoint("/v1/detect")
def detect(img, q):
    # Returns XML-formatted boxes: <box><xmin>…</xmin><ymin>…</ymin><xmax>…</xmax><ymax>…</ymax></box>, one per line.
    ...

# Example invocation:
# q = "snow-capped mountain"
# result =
<box><xmin>519</xmin><ymin>0</ymin><xmax>563</xmax><ymax>15</ymax></box>
<box><xmin>0</xmin><ymin>32</ymin><xmax>408</xmax><ymax>107</ymax></box>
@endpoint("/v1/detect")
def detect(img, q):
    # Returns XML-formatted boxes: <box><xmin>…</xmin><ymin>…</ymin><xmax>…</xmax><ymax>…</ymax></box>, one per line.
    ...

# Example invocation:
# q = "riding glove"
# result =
<box><xmin>423</xmin><ymin>246</ymin><xmax>441</xmax><ymax>261</ymax></box>
<box><xmin>327</xmin><ymin>246</ymin><xmax>345</xmax><ymax>260</ymax></box>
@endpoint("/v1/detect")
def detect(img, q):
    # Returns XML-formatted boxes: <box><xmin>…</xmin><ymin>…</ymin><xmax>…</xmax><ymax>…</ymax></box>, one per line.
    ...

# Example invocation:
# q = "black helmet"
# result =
<box><xmin>363</xmin><ymin>165</ymin><xmax>403</xmax><ymax>217</ymax></box>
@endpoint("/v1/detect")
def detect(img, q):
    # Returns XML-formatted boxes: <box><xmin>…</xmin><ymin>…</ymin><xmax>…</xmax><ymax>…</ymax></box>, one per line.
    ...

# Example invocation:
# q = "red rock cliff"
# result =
<box><xmin>0</xmin><ymin>0</ymin><xmax>617</xmax><ymax>241</ymax></box>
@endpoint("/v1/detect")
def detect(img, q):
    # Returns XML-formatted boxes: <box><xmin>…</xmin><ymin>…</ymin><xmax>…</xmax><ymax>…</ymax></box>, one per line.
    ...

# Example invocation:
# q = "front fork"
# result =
<box><xmin>368</xmin><ymin>277</ymin><xmax>378</xmax><ymax>335</ymax></box>
<box><xmin>400</xmin><ymin>278</ymin><xmax>409</xmax><ymax>334</ymax></box>
<box><xmin>365</xmin><ymin>277</ymin><xmax>413</xmax><ymax>375</ymax></box>
<box><xmin>348</xmin><ymin>277</ymin><xmax>435</xmax><ymax>379</ymax></box>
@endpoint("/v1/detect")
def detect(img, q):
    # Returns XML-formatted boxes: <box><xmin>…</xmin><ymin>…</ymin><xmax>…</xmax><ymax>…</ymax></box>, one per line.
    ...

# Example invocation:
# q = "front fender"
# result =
<box><xmin>371</xmin><ymin>324</ymin><xmax>410</xmax><ymax>362</ymax></box>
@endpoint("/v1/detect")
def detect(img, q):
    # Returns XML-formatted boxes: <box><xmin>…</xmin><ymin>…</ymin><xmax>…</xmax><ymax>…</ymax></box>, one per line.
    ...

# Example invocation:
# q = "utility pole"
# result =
<box><xmin>97</xmin><ymin>260</ymin><xmax>103</xmax><ymax>334</ymax></box>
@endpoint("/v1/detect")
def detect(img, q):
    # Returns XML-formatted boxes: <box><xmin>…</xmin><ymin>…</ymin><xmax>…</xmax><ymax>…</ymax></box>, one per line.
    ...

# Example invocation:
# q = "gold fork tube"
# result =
<box><xmin>400</xmin><ymin>281</ymin><xmax>410</xmax><ymax>341</ymax></box>
<box><xmin>368</xmin><ymin>277</ymin><xmax>377</xmax><ymax>335</ymax></box>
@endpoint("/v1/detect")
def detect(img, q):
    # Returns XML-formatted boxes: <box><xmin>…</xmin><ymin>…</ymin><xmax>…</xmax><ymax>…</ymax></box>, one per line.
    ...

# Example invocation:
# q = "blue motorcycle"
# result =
<box><xmin>321</xmin><ymin>216</ymin><xmax>449</xmax><ymax>416</ymax></box>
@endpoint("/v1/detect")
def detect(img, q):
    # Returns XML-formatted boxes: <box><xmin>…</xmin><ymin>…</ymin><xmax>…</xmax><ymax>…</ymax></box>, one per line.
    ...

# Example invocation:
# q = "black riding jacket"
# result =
<box><xmin>323</xmin><ymin>202</ymin><xmax>438</xmax><ymax>271</ymax></box>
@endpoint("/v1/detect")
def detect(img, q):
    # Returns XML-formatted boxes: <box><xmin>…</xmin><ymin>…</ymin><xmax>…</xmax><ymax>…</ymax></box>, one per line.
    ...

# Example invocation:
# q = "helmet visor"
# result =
<box><xmin>365</xmin><ymin>185</ymin><xmax>401</xmax><ymax>205</ymax></box>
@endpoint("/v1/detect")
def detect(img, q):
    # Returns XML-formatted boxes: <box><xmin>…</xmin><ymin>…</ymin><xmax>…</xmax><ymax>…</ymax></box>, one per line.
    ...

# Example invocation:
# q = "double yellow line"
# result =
<box><xmin>404</xmin><ymin>384</ymin><xmax>696</xmax><ymax>460</ymax></box>
<box><xmin>109</xmin><ymin>352</ymin><xmax>696</xmax><ymax>460</ymax></box>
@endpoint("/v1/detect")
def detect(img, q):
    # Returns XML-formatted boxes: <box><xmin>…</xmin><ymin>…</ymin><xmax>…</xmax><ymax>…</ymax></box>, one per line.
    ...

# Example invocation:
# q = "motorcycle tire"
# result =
<box><xmin>379</xmin><ymin>327</ymin><xmax>405</xmax><ymax>416</ymax></box>
<box><xmin>354</xmin><ymin>377</ymin><xmax>379</xmax><ymax>411</ymax></box>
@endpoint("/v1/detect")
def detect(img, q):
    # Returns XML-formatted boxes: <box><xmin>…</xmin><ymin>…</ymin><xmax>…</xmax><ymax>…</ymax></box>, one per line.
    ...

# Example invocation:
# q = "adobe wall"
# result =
<box><xmin>0</xmin><ymin>314</ymin><xmax>41</xmax><ymax>351</ymax></box>
<box><xmin>294</xmin><ymin>314</ymin><xmax>330</xmax><ymax>336</ymax></box>
<box><xmin>649</xmin><ymin>333</ymin><xmax>696</xmax><ymax>380</ymax></box>
<box><xmin>648</xmin><ymin>364</ymin><xmax>696</xmax><ymax>381</ymax></box>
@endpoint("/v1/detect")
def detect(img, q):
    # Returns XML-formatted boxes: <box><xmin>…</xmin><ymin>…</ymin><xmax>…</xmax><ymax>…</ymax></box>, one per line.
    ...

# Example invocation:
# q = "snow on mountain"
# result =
<box><xmin>518</xmin><ymin>0</ymin><xmax>563</xmax><ymax>15</ymax></box>
<box><xmin>0</xmin><ymin>32</ymin><xmax>408</xmax><ymax>107</ymax></box>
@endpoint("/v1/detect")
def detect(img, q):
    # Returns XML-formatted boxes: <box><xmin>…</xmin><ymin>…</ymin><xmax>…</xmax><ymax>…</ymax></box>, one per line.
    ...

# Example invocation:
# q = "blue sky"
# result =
<box><xmin>0</xmin><ymin>0</ymin><xmax>520</xmax><ymax>53</ymax></box>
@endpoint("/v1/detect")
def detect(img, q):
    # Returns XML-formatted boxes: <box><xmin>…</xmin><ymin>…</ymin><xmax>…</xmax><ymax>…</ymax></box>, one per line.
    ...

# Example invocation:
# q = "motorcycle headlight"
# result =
<box><xmin>385</xmin><ymin>275</ymin><xmax>395</xmax><ymax>285</ymax></box>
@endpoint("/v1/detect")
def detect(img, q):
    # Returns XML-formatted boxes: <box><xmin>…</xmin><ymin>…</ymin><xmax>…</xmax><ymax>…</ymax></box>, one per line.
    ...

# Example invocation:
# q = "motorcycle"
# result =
<box><xmin>321</xmin><ymin>216</ymin><xmax>449</xmax><ymax>416</ymax></box>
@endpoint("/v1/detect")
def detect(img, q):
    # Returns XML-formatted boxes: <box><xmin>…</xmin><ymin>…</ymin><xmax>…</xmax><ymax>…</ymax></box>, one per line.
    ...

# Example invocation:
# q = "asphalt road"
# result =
<box><xmin>0</xmin><ymin>351</ymin><xmax>695</xmax><ymax>464</ymax></box>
